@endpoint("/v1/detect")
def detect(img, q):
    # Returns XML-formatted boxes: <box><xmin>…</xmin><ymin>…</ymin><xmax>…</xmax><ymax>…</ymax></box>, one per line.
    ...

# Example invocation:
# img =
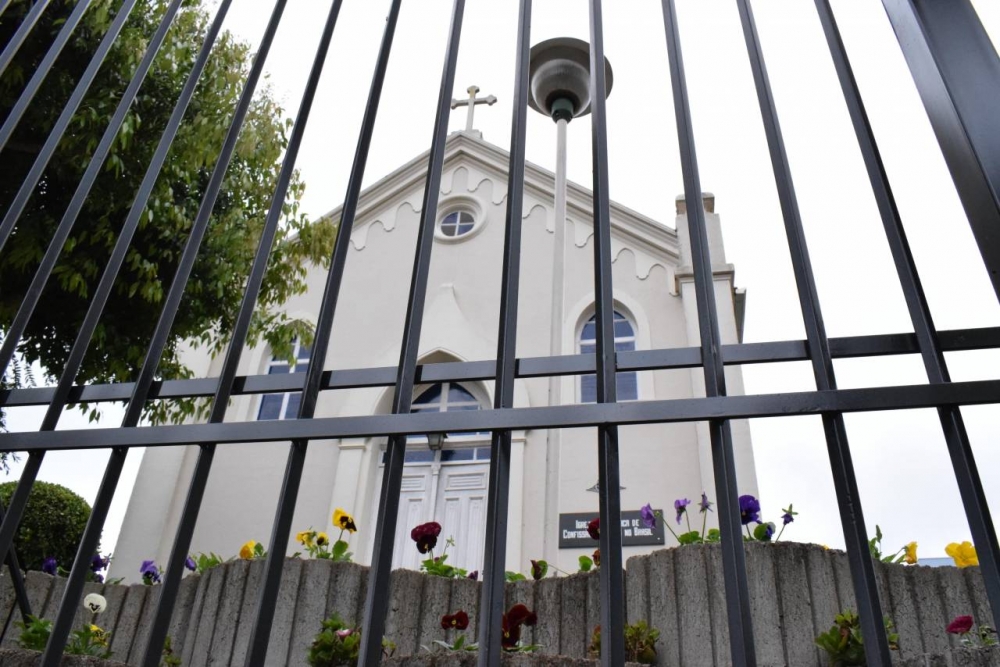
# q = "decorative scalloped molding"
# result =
<box><xmin>346</xmin><ymin>142</ymin><xmax>676</xmax><ymax>280</ymax></box>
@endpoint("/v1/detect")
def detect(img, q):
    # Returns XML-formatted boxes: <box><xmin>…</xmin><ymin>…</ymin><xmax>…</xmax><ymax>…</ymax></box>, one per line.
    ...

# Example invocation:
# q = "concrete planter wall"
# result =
<box><xmin>0</xmin><ymin>543</ymin><xmax>991</xmax><ymax>666</ymax></box>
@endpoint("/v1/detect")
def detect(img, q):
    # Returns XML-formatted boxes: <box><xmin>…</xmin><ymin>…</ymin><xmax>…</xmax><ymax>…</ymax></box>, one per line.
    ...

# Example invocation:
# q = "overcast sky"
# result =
<box><xmin>6</xmin><ymin>0</ymin><xmax>1000</xmax><ymax>565</ymax></box>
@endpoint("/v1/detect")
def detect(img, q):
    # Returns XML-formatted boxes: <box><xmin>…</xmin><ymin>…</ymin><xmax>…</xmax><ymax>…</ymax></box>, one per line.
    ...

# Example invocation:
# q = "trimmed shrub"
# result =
<box><xmin>0</xmin><ymin>481</ymin><xmax>93</xmax><ymax>572</ymax></box>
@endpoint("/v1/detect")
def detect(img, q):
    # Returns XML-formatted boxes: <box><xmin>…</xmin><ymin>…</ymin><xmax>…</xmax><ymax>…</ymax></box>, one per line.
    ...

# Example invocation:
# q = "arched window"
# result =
<box><xmin>257</xmin><ymin>339</ymin><xmax>311</xmax><ymax>420</ymax></box>
<box><xmin>579</xmin><ymin>310</ymin><xmax>638</xmax><ymax>403</ymax></box>
<box><xmin>410</xmin><ymin>381</ymin><xmax>486</xmax><ymax>441</ymax></box>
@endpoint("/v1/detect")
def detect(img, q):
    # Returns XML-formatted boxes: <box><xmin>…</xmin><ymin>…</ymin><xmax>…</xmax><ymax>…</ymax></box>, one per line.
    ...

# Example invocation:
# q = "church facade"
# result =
<box><xmin>111</xmin><ymin>129</ymin><xmax>758</xmax><ymax>581</ymax></box>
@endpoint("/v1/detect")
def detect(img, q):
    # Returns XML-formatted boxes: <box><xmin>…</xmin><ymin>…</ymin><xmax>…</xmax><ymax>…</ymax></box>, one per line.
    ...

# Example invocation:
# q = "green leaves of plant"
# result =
<box><xmin>578</xmin><ymin>555</ymin><xmax>594</xmax><ymax>572</ymax></box>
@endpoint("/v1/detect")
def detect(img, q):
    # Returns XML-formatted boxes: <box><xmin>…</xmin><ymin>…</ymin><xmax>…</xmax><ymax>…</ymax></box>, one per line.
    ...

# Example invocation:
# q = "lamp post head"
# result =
<box><xmin>528</xmin><ymin>37</ymin><xmax>613</xmax><ymax>123</ymax></box>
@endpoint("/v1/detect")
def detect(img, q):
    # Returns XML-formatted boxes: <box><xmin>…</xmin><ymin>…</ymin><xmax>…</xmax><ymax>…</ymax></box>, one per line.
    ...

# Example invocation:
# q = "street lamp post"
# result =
<box><xmin>527</xmin><ymin>37</ymin><xmax>613</xmax><ymax>563</ymax></box>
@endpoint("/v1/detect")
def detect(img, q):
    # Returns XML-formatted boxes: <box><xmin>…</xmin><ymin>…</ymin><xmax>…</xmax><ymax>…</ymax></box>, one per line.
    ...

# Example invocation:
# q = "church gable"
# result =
<box><xmin>319</xmin><ymin>132</ymin><xmax>681</xmax><ymax>281</ymax></box>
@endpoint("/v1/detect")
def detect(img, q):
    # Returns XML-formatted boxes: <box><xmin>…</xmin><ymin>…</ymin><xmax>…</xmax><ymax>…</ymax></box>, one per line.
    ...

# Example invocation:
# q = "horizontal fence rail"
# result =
<box><xmin>1</xmin><ymin>1</ymin><xmax>999</xmax><ymax>666</ymax></box>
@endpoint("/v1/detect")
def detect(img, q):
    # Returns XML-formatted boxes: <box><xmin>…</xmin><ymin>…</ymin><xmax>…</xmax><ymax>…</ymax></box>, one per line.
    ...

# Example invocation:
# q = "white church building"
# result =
<box><xmin>111</xmin><ymin>125</ymin><xmax>758</xmax><ymax>581</ymax></box>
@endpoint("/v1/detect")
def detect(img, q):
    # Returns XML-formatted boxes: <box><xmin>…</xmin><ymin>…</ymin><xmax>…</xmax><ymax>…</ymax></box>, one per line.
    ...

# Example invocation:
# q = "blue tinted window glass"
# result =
<box><xmin>414</xmin><ymin>385</ymin><xmax>443</xmax><ymax>406</ymax></box>
<box><xmin>267</xmin><ymin>364</ymin><xmax>288</xmax><ymax>375</ymax></box>
<box><xmin>581</xmin><ymin>375</ymin><xmax>597</xmax><ymax>404</ymax></box>
<box><xmin>614</xmin><ymin>319</ymin><xmax>634</xmax><ymax>338</ymax></box>
<box><xmin>447</xmin><ymin>385</ymin><xmax>477</xmax><ymax>403</ymax></box>
<box><xmin>617</xmin><ymin>372</ymin><xmax>638</xmax><ymax>401</ymax></box>
<box><xmin>258</xmin><ymin>394</ymin><xmax>283</xmax><ymax>420</ymax></box>
<box><xmin>441</xmin><ymin>449</ymin><xmax>474</xmax><ymax>462</ymax></box>
<box><xmin>581</xmin><ymin>322</ymin><xmax>596</xmax><ymax>340</ymax></box>
<box><xmin>475</xmin><ymin>447</ymin><xmax>491</xmax><ymax>460</ymax></box>
<box><xmin>283</xmin><ymin>393</ymin><xmax>301</xmax><ymax>418</ymax></box>
<box><xmin>404</xmin><ymin>450</ymin><xmax>436</xmax><ymax>463</ymax></box>
<box><xmin>615</xmin><ymin>340</ymin><xmax>634</xmax><ymax>353</ymax></box>
<box><xmin>297</xmin><ymin>343</ymin><xmax>311</xmax><ymax>360</ymax></box>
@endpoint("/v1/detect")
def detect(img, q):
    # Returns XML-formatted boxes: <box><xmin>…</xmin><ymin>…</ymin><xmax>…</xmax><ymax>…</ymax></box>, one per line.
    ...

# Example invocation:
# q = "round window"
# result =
<box><xmin>439</xmin><ymin>210</ymin><xmax>476</xmax><ymax>237</ymax></box>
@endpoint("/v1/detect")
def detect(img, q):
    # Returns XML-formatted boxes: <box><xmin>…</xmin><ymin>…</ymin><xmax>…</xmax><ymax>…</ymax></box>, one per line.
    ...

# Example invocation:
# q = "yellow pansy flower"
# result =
<box><xmin>89</xmin><ymin>625</ymin><xmax>109</xmax><ymax>646</ymax></box>
<box><xmin>240</xmin><ymin>540</ymin><xmax>258</xmax><ymax>560</ymax></box>
<box><xmin>296</xmin><ymin>530</ymin><xmax>315</xmax><ymax>547</ymax></box>
<box><xmin>333</xmin><ymin>508</ymin><xmax>357</xmax><ymax>533</ymax></box>
<box><xmin>315</xmin><ymin>532</ymin><xmax>330</xmax><ymax>547</ymax></box>
<box><xmin>946</xmin><ymin>541</ymin><xmax>979</xmax><ymax>568</ymax></box>
<box><xmin>904</xmin><ymin>542</ymin><xmax>918</xmax><ymax>565</ymax></box>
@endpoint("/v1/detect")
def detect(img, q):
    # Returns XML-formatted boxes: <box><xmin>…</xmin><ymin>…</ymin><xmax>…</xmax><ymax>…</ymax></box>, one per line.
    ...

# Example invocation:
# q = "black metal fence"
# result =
<box><xmin>1</xmin><ymin>1</ymin><xmax>999</xmax><ymax>666</ymax></box>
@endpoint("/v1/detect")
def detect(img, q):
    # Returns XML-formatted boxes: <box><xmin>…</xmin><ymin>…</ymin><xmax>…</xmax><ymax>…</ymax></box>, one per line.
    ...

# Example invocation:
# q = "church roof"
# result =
<box><xmin>317</xmin><ymin>130</ymin><xmax>680</xmax><ymax>262</ymax></box>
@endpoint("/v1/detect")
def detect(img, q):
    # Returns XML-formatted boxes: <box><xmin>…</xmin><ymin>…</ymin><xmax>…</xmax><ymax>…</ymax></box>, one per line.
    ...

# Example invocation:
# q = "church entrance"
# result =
<box><xmin>376</xmin><ymin>444</ymin><xmax>492</xmax><ymax>572</ymax></box>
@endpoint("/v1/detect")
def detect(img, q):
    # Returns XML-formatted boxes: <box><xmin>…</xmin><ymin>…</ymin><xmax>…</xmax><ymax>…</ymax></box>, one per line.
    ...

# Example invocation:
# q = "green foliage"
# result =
<box><xmin>192</xmin><ymin>552</ymin><xmax>224</xmax><ymax>574</ymax></box>
<box><xmin>420</xmin><ymin>537</ymin><xmax>467</xmax><ymax>579</ymax></box>
<box><xmin>66</xmin><ymin>624</ymin><xmax>113</xmax><ymax>658</ymax></box>
<box><xmin>753</xmin><ymin>522</ymin><xmax>777</xmax><ymax>542</ymax></box>
<box><xmin>420</xmin><ymin>553</ymin><xmax>467</xmax><ymax>579</ymax></box>
<box><xmin>815</xmin><ymin>610</ymin><xmax>899</xmax><ymax>666</ymax></box>
<box><xmin>868</xmin><ymin>525</ymin><xmax>915</xmax><ymax>565</ymax></box>
<box><xmin>306</xmin><ymin>614</ymin><xmax>395</xmax><ymax>667</ymax></box>
<box><xmin>505</xmin><ymin>571</ymin><xmax>526</xmax><ymax>582</ymax></box>
<box><xmin>0</xmin><ymin>480</ymin><xmax>93</xmax><ymax>571</ymax></box>
<box><xmin>429</xmin><ymin>634</ymin><xmax>478</xmax><ymax>653</ymax></box>
<box><xmin>161</xmin><ymin>635</ymin><xmax>182</xmax><ymax>666</ymax></box>
<box><xmin>16</xmin><ymin>615</ymin><xmax>52</xmax><ymax>651</ymax></box>
<box><xmin>578</xmin><ymin>555</ymin><xmax>593</xmax><ymax>572</ymax></box>
<box><xmin>16</xmin><ymin>616</ymin><xmax>113</xmax><ymax>658</ymax></box>
<box><xmin>0</xmin><ymin>0</ymin><xmax>336</xmax><ymax>426</ymax></box>
<box><xmin>589</xmin><ymin>621</ymin><xmax>660</xmax><ymax>664</ymax></box>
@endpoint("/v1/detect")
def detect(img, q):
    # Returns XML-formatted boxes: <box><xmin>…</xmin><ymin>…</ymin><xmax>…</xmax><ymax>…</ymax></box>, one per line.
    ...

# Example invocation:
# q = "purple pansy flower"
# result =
<box><xmin>699</xmin><ymin>492</ymin><xmax>713</xmax><ymax>513</ymax></box>
<box><xmin>467</xmin><ymin>570</ymin><xmax>479</xmax><ymax>581</ymax></box>
<box><xmin>140</xmin><ymin>560</ymin><xmax>161</xmax><ymax>584</ymax></box>
<box><xmin>739</xmin><ymin>495</ymin><xmax>761</xmax><ymax>525</ymax></box>
<box><xmin>674</xmin><ymin>498</ymin><xmax>691</xmax><ymax>525</ymax></box>
<box><xmin>90</xmin><ymin>553</ymin><xmax>109</xmax><ymax>574</ymax></box>
<box><xmin>42</xmin><ymin>557</ymin><xmax>57</xmax><ymax>576</ymax></box>
<box><xmin>781</xmin><ymin>511</ymin><xmax>794</xmax><ymax>526</ymax></box>
<box><xmin>640</xmin><ymin>503</ymin><xmax>656</xmax><ymax>529</ymax></box>
<box><xmin>185</xmin><ymin>556</ymin><xmax>197</xmax><ymax>572</ymax></box>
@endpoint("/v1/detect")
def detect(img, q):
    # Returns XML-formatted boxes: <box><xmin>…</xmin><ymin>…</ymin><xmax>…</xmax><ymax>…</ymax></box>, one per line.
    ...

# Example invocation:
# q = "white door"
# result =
<box><xmin>435</xmin><ymin>465</ymin><xmax>488</xmax><ymax>573</ymax></box>
<box><xmin>391</xmin><ymin>467</ymin><xmax>434</xmax><ymax>571</ymax></box>
<box><xmin>376</xmin><ymin>446</ymin><xmax>491</xmax><ymax>572</ymax></box>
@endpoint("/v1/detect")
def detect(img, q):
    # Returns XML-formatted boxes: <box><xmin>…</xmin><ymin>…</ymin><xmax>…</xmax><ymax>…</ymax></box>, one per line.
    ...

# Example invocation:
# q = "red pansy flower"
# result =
<box><xmin>947</xmin><ymin>615</ymin><xmax>975</xmax><ymax>635</ymax></box>
<box><xmin>441</xmin><ymin>610</ymin><xmax>470</xmax><ymax>630</ymax></box>
<box><xmin>410</xmin><ymin>521</ymin><xmax>442</xmax><ymax>554</ymax></box>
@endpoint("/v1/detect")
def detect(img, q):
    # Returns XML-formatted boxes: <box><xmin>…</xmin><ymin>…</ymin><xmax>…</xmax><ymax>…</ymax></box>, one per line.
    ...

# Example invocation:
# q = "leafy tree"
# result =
<box><xmin>0</xmin><ymin>480</ymin><xmax>93</xmax><ymax>571</ymax></box>
<box><xmin>0</xmin><ymin>0</ymin><xmax>335</xmax><ymax>426</ymax></box>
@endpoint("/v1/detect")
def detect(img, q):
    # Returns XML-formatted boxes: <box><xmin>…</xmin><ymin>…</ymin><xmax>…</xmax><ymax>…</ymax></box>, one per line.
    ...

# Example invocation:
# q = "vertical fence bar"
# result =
<box><xmin>0</xmin><ymin>0</ymin><xmax>225</xmax><ymax>608</ymax></box>
<box><xmin>815</xmin><ymin>0</ymin><xmax>1000</xmax><ymax>631</ymax></box>
<box><xmin>135</xmin><ymin>0</ymin><xmax>347</xmax><ymax>659</ymax></box>
<box><xmin>243</xmin><ymin>1</ymin><xmax>403</xmax><ymax>663</ymax></box>
<box><xmin>131</xmin><ymin>3</ymin><xmax>289</xmax><ymax>662</ymax></box>
<box><xmin>357</xmin><ymin>1</ymin><xmax>466</xmax><ymax>663</ymax></box>
<box><xmin>0</xmin><ymin>0</ymin><xmax>53</xmax><ymax>78</ymax></box>
<box><xmin>33</xmin><ymin>1</ymin><xmax>235</xmax><ymax>661</ymax></box>
<box><xmin>660</xmin><ymin>1</ymin><xmax>756</xmax><ymax>664</ymax></box>
<box><xmin>0</xmin><ymin>0</ymin><xmax>95</xmax><ymax>151</ymax></box>
<box><xmin>734</xmin><ymin>1</ymin><xmax>892</xmax><ymax>664</ymax></box>
<box><xmin>881</xmin><ymin>0</ymin><xmax>1000</xmax><ymax>302</ymax></box>
<box><xmin>477</xmin><ymin>1</ymin><xmax>531</xmax><ymax>665</ymax></box>
<box><xmin>0</xmin><ymin>0</ymin><xmax>139</xmax><ymax>253</ymax></box>
<box><xmin>586</xmin><ymin>2</ymin><xmax>626</xmax><ymax>666</ymax></box>
<box><xmin>0</xmin><ymin>0</ymin><xmax>186</xmax><ymax>375</ymax></box>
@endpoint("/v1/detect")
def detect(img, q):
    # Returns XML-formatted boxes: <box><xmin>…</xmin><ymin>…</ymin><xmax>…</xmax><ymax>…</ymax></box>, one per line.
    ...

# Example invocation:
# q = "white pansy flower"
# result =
<box><xmin>83</xmin><ymin>593</ymin><xmax>107</xmax><ymax>614</ymax></box>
